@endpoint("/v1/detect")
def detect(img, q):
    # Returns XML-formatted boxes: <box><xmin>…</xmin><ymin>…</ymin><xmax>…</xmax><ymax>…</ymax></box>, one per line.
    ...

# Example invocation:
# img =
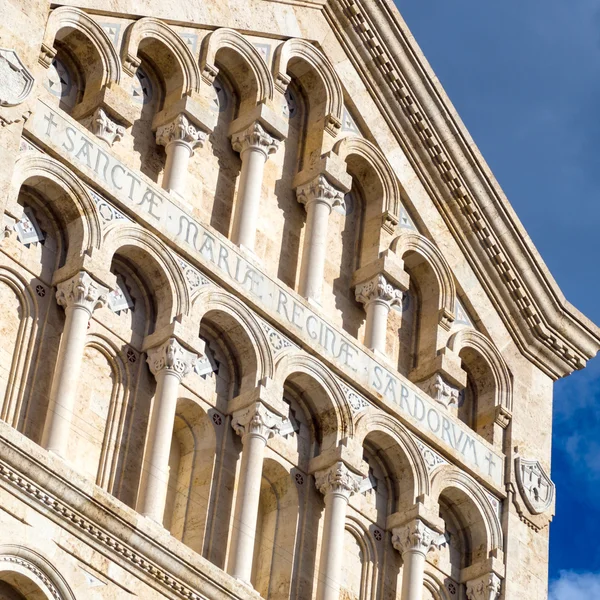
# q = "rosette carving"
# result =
<box><xmin>55</xmin><ymin>271</ymin><xmax>109</xmax><ymax>315</ymax></box>
<box><xmin>314</xmin><ymin>461</ymin><xmax>361</xmax><ymax>498</ymax></box>
<box><xmin>231</xmin><ymin>121</ymin><xmax>280</xmax><ymax>158</ymax></box>
<box><xmin>355</xmin><ymin>274</ymin><xmax>403</xmax><ymax>308</ymax></box>
<box><xmin>146</xmin><ymin>338</ymin><xmax>198</xmax><ymax>380</ymax></box>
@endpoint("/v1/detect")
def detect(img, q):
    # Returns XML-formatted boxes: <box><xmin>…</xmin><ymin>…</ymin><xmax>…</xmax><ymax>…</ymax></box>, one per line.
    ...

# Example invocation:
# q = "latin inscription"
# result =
<box><xmin>28</xmin><ymin>102</ymin><xmax>503</xmax><ymax>486</ymax></box>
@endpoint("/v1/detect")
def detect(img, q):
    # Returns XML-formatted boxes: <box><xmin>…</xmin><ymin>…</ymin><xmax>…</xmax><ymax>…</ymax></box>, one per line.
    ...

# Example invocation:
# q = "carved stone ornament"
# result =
<box><xmin>156</xmin><ymin>113</ymin><xmax>206</xmax><ymax>154</ymax></box>
<box><xmin>231</xmin><ymin>402</ymin><xmax>285</xmax><ymax>442</ymax></box>
<box><xmin>515</xmin><ymin>457</ymin><xmax>555</xmax><ymax>515</ymax></box>
<box><xmin>0</xmin><ymin>48</ymin><xmax>34</xmax><ymax>106</ymax></box>
<box><xmin>355</xmin><ymin>274</ymin><xmax>403</xmax><ymax>308</ymax></box>
<box><xmin>231</xmin><ymin>121</ymin><xmax>280</xmax><ymax>159</ymax></box>
<box><xmin>146</xmin><ymin>338</ymin><xmax>199</xmax><ymax>380</ymax></box>
<box><xmin>55</xmin><ymin>271</ymin><xmax>109</xmax><ymax>315</ymax></box>
<box><xmin>83</xmin><ymin>107</ymin><xmax>125</xmax><ymax>146</ymax></box>
<box><xmin>296</xmin><ymin>175</ymin><xmax>345</xmax><ymax>212</ymax></box>
<box><xmin>391</xmin><ymin>518</ymin><xmax>446</xmax><ymax>556</ymax></box>
<box><xmin>314</xmin><ymin>461</ymin><xmax>362</xmax><ymax>498</ymax></box>
<box><xmin>466</xmin><ymin>573</ymin><xmax>502</xmax><ymax>600</ymax></box>
<box><xmin>422</xmin><ymin>372</ymin><xmax>460</xmax><ymax>409</ymax></box>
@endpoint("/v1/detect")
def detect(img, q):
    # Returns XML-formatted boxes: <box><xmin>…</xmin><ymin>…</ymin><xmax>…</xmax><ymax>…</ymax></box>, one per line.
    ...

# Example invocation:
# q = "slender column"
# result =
<box><xmin>228</xmin><ymin>402</ymin><xmax>284</xmax><ymax>583</ymax></box>
<box><xmin>137</xmin><ymin>338</ymin><xmax>198</xmax><ymax>524</ymax></box>
<box><xmin>466</xmin><ymin>573</ymin><xmax>502</xmax><ymax>600</ymax></box>
<box><xmin>392</xmin><ymin>519</ymin><xmax>445</xmax><ymax>600</ymax></box>
<box><xmin>355</xmin><ymin>274</ymin><xmax>403</xmax><ymax>356</ymax></box>
<box><xmin>231</xmin><ymin>122</ymin><xmax>280</xmax><ymax>252</ymax></box>
<box><xmin>314</xmin><ymin>461</ymin><xmax>362</xmax><ymax>600</ymax></box>
<box><xmin>156</xmin><ymin>113</ymin><xmax>206</xmax><ymax>198</ymax></box>
<box><xmin>297</xmin><ymin>175</ymin><xmax>345</xmax><ymax>303</ymax></box>
<box><xmin>42</xmin><ymin>272</ymin><xmax>109</xmax><ymax>457</ymax></box>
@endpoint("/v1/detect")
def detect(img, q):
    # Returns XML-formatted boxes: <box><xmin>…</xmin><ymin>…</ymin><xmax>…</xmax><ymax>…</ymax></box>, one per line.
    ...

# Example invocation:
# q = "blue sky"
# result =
<box><xmin>397</xmin><ymin>1</ymin><xmax>600</xmax><ymax>595</ymax></box>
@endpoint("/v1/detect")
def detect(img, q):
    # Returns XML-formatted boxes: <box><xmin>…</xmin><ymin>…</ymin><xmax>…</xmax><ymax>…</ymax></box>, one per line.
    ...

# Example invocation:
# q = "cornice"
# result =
<box><xmin>321</xmin><ymin>0</ymin><xmax>600</xmax><ymax>378</ymax></box>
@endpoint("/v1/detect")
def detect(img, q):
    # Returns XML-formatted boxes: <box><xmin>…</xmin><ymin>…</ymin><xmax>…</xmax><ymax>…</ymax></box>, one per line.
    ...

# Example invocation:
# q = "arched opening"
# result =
<box><xmin>252</xmin><ymin>458</ymin><xmax>299</xmax><ymax>600</ymax></box>
<box><xmin>164</xmin><ymin>398</ymin><xmax>218</xmax><ymax>556</ymax></box>
<box><xmin>339</xmin><ymin>527</ymin><xmax>367</xmax><ymax>600</ymax></box>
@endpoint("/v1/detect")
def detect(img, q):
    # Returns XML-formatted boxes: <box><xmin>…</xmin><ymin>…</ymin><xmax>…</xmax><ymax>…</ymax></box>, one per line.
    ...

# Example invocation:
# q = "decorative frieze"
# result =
<box><xmin>414</xmin><ymin>439</ymin><xmax>447</xmax><ymax>472</ymax></box>
<box><xmin>466</xmin><ymin>573</ymin><xmax>502</xmax><ymax>600</ymax></box>
<box><xmin>89</xmin><ymin>188</ymin><xmax>129</xmax><ymax>225</ymax></box>
<box><xmin>338</xmin><ymin>380</ymin><xmax>370</xmax><ymax>414</ymax></box>
<box><xmin>231</xmin><ymin>402</ymin><xmax>284</xmax><ymax>442</ymax></box>
<box><xmin>146</xmin><ymin>338</ymin><xmax>198</xmax><ymax>380</ymax></box>
<box><xmin>55</xmin><ymin>271</ymin><xmax>109</xmax><ymax>315</ymax></box>
<box><xmin>314</xmin><ymin>461</ymin><xmax>361</xmax><ymax>498</ymax></box>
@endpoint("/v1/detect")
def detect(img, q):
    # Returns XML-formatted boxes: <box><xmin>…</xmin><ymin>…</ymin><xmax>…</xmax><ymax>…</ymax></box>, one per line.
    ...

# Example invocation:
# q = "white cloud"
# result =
<box><xmin>549</xmin><ymin>571</ymin><xmax>600</xmax><ymax>600</ymax></box>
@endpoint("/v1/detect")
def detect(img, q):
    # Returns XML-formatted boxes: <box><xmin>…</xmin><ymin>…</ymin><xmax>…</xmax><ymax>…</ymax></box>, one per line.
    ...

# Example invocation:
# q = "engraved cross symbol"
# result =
<box><xmin>44</xmin><ymin>112</ymin><xmax>57</xmax><ymax>137</ymax></box>
<box><xmin>485</xmin><ymin>452</ymin><xmax>497</xmax><ymax>477</ymax></box>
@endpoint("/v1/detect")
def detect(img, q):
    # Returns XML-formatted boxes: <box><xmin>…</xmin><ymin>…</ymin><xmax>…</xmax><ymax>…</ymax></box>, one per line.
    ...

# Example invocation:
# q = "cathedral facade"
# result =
<box><xmin>0</xmin><ymin>1</ymin><xmax>597</xmax><ymax>599</ymax></box>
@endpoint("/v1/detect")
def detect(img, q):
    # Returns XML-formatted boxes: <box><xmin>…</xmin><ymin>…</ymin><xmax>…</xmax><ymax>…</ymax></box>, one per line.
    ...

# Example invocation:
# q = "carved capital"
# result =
<box><xmin>314</xmin><ymin>461</ymin><xmax>361</xmax><ymax>499</ymax></box>
<box><xmin>55</xmin><ymin>271</ymin><xmax>109</xmax><ymax>315</ymax></box>
<box><xmin>84</xmin><ymin>107</ymin><xmax>125</xmax><ymax>146</ymax></box>
<box><xmin>231</xmin><ymin>121</ymin><xmax>280</xmax><ymax>159</ymax></box>
<box><xmin>466</xmin><ymin>573</ymin><xmax>502</xmax><ymax>600</ymax></box>
<box><xmin>296</xmin><ymin>175</ymin><xmax>345</xmax><ymax>212</ymax></box>
<box><xmin>355</xmin><ymin>274</ymin><xmax>403</xmax><ymax>308</ymax></box>
<box><xmin>422</xmin><ymin>372</ymin><xmax>460</xmax><ymax>409</ymax></box>
<box><xmin>156</xmin><ymin>113</ymin><xmax>206</xmax><ymax>154</ymax></box>
<box><xmin>231</xmin><ymin>402</ymin><xmax>284</xmax><ymax>442</ymax></box>
<box><xmin>391</xmin><ymin>519</ymin><xmax>445</xmax><ymax>556</ymax></box>
<box><xmin>146</xmin><ymin>338</ymin><xmax>198</xmax><ymax>381</ymax></box>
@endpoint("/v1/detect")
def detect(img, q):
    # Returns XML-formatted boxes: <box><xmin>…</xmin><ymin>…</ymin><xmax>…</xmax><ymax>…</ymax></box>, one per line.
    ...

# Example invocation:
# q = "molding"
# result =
<box><xmin>324</xmin><ymin>0</ymin><xmax>600</xmax><ymax>377</ymax></box>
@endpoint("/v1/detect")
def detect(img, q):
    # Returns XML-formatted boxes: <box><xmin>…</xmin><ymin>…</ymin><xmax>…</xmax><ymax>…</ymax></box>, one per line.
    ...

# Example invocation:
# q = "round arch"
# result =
<box><xmin>101</xmin><ymin>224</ymin><xmax>189</xmax><ymax>330</ymax></box>
<box><xmin>9</xmin><ymin>153</ymin><xmax>102</xmax><ymax>260</ymax></box>
<box><xmin>272</xmin><ymin>38</ymin><xmax>343</xmax><ymax>126</ymax></box>
<box><xmin>41</xmin><ymin>6</ymin><xmax>121</xmax><ymax>86</ymax></box>
<box><xmin>121</xmin><ymin>17</ymin><xmax>200</xmax><ymax>94</ymax></box>
<box><xmin>0</xmin><ymin>546</ymin><xmax>75</xmax><ymax>600</ymax></box>
<box><xmin>430</xmin><ymin>466</ymin><xmax>503</xmax><ymax>556</ymax></box>
<box><xmin>200</xmin><ymin>28</ymin><xmax>274</xmax><ymax>104</ymax></box>
<box><xmin>390</xmin><ymin>230</ymin><xmax>456</xmax><ymax>321</ymax></box>
<box><xmin>447</xmin><ymin>329</ymin><xmax>513</xmax><ymax>413</ymax></box>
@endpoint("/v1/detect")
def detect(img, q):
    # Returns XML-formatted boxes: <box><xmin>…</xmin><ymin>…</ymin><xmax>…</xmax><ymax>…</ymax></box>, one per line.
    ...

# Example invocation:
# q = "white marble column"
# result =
<box><xmin>137</xmin><ymin>338</ymin><xmax>198</xmax><ymax>524</ymax></box>
<box><xmin>231</xmin><ymin>122</ymin><xmax>280</xmax><ymax>252</ymax></box>
<box><xmin>314</xmin><ymin>461</ymin><xmax>362</xmax><ymax>600</ymax></box>
<box><xmin>42</xmin><ymin>272</ymin><xmax>109</xmax><ymax>457</ymax></box>
<box><xmin>228</xmin><ymin>402</ymin><xmax>284</xmax><ymax>584</ymax></box>
<box><xmin>156</xmin><ymin>113</ymin><xmax>206</xmax><ymax>198</ymax></box>
<box><xmin>355</xmin><ymin>274</ymin><xmax>403</xmax><ymax>356</ymax></box>
<box><xmin>297</xmin><ymin>175</ymin><xmax>345</xmax><ymax>304</ymax></box>
<box><xmin>466</xmin><ymin>573</ymin><xmax>502</xmax><ymax>600</ymax></box>
<box><xmin>392</xmin><ymin>519</ymin><xmax>444</xmax><ymax>600</ymax></box>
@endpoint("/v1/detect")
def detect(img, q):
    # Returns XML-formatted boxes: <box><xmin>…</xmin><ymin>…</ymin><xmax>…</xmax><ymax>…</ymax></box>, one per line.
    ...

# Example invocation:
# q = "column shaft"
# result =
<box><xmin>364</xmin><ymin>299</ymin><xmax>391</xmax><ymax>355</ymax></box>
<box><xmin>400</xmin><ymin>549</ymin><xmax>427</xmax><ymax>600</ymax></box>
<box><xmin>229</xmin><ymin>432</ymin><xmax>268</xmax><ymax>581</ymax></box>
<box><xmin>43</xmin><ymin>304</ymin><xmax>91</xmax><ymax>456</ymax></box>
<box><xmin>163</xmin><ymin>141</ymin><xmax>192</xmax><ymax>196</ymax></box>
<box><xmin>137</xmin><ymin>368</ymin><xmax>181</xmax><ymax>523</ymax></box>
<box><xmin>316</xmin><ymin>491</ymin><xmax>349</xmax><ymax>600</ymax></box>
<box><xmin>299</xmin><ymin>199</ymin><xmax>331</xmax><ymax>302</ymax></box>
<box><xmin>232</xmin><ymin>147</ymin><xmax>267</xmax><ymax>250</ymax></box>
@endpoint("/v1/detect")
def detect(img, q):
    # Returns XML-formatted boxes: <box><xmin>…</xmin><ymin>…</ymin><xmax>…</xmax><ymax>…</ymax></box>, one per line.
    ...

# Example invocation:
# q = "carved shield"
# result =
<box><xmin>0</xmin><ymin>48</ymin><xmax>34</xmax><ymax>107</ymax></box>
<box><xmin>515</xmin><ymin>457</ymin><xmax>555</xmax><ymax>515</ymax></box>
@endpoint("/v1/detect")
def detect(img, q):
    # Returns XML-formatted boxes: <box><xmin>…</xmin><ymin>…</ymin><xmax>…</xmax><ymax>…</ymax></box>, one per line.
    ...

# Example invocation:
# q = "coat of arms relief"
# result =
<box><xmin>513</xmin><ymin>456</ymin><xmax>555</xmax><ymax>530</ymax></box>
<box><xmin>0</xmin><ymin>48</ymin><xmax>34</xmax><ymax>126</ymax></box>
